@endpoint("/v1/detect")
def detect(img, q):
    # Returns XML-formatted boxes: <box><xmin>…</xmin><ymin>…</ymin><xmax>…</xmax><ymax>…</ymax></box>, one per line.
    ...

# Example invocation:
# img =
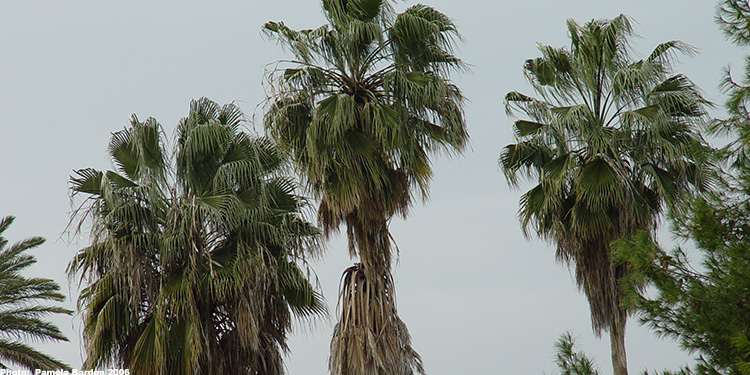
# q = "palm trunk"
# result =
<box><xmin>609</xmin><ymin>315</ymin><xmax>628</xmax><ymax>375</ymax></box>
<box><xmin>329</xmin><ymin>216</ymin><xmax>423</xmax><ymax>375</ymax></box>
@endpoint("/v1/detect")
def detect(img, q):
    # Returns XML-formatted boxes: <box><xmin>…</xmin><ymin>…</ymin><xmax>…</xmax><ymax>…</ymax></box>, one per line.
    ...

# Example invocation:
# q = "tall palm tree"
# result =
<box><xmin>68</xmin><ymin>98</ymin><xmax>325</xmax><ymax>374</ymax></box>
<box><xmin>263</xmin><ymin>0</ymin><xmax>467</xmax><ymax>373</ymax></box>
<box><xmin>0</xmin><ymin>216</ymin><xmax>72</xmax><ymax>371</ymax></box>
<box><xmin>500</xmin><ymin>15</ymin><xmax>710</xmax><ymax>375</ymax></box>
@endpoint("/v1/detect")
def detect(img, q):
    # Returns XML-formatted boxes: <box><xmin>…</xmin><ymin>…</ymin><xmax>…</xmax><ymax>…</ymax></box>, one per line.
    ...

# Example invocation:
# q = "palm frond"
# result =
<box><xmin>0</xmin><ymin>216</ymin><xmax>71</xmax><ymax>371</ymax></box>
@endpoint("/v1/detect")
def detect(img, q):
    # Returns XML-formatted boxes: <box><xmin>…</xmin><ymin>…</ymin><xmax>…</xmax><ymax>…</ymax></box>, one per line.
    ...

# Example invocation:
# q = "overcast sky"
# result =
<box><xmin>0</xmin><ymin>1</ymin><xmax>745</xmax><ymax>374</ymax></box>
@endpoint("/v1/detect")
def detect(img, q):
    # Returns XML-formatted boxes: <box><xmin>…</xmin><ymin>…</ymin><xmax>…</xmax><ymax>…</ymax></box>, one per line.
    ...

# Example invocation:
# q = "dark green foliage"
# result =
<box><xmin>715</xmin><ymin>0</ymin><xmax>750</xmax><ymax>181</ymax></box>
<box><xmin>0</xmin><ymin>216</ymin><xmax>72</xmax><ymax>371</ymax></box>
<box><xmin>612</xmin><ymin>85</ymin><xmax>750</xmax><ymax>373</ymax></box>
<box><xmin>718</xmin><ymin>0</ymin><xmax>750</xmax><ymax>46</ymax></box>
<box><xmin>613</xmin><ymin>193</ymin><xmax>750</xmax><ymax>375</ymax></box>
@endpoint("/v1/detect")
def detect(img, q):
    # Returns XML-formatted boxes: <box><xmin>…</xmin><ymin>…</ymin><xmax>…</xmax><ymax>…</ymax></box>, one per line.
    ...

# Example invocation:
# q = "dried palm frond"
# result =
<box><xmin>329</xmin><ymin>264</ymin><xmax>423</xmax><ymax>375</ymax></box>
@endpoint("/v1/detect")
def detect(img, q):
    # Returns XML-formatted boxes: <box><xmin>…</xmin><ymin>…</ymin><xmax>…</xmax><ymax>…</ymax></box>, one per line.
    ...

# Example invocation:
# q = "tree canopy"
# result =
<box><xmin>68</xmin><ymin>98</ymin><xmax>324</xmax><ymax>374</ymax></box>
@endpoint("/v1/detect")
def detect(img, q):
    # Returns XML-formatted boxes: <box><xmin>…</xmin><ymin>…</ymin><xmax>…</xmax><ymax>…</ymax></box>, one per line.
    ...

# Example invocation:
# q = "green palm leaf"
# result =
<box><xmin>0</xmin><ymin>216</ymin><xmax>72</xmax><ymax>371</ymax></box>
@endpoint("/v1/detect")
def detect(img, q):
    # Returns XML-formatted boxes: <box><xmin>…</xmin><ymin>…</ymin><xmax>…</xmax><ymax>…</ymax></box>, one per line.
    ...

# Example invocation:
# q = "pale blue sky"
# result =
<box><xmin>0</xmin><ymin>1</ymin><xmax>744</xmax><ymax>373</ymax></box>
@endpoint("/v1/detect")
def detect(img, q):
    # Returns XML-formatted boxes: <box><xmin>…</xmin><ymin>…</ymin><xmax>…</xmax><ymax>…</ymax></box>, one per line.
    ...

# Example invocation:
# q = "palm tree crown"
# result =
<box><xmin>69</xmin><ymin>98</ymin><xmax>324</xmax><ymax>375</ymax></box>
<box><xmin>264</xmin><ymin>0</ymin><xmax>467</xmax><ymax>274</ymax></box>
<box><xmin>0</xmin><ymin>216</ymin><xmax>72</xmax><ymax>371</ymax></box>
<box><xmin>500</xmin><ymin>15</ymin><xmax>710</xmax><ymax>375</ymax></box>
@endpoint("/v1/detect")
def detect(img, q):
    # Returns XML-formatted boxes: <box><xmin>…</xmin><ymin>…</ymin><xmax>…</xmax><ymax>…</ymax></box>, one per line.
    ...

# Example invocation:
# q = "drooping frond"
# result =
<box><xmin>329</xmin><ymin>264</ymin><xmax>423</xmax><ymax>375</ymax></box>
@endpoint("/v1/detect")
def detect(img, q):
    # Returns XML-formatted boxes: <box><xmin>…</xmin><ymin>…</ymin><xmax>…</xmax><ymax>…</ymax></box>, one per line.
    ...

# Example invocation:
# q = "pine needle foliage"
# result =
<box><xmin>69</xmin><ymin>98</ymin><xmax>325</xmax><ymax>375</ymax></box>
<box><xmin>714</xmin><ymin>0</ymin><xmax>750</xmax><ymax>187</ymax></box>
<box><xmin>500</xmin><ymin>15</ymin><xmax>711</xmax><ymax>375</ymax></box>
<box><xmin>264</xmin><ymin>1</ymin><xmax>467</xmax><ymax>374</ymax></box>
<box><xmin>554</xmin><ymin>333</ymin><xmax>599</xmax><ymax>375</ymax></box>
<box><xmin>612</xmin><ymin>197</ymin><xmax>750</xmax><ymax>375</ymax></box>
<box><xmin>0</xmin><ymin>216</ymin><xmax>72</xmax><ymax>371</ymax></box>
<box><xmin>718</xmin><ymin>0</ymin><xmax>750</xmax><ymax>46</ymax></box>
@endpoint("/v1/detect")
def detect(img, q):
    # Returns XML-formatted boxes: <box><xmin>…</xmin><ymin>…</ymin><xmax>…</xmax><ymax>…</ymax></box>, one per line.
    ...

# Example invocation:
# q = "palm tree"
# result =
<box><xmin>0</xmin><ymin>216</ymin><xmax>72</xmax><ymax>371</ymax></box>
<box><xmin>68</xmin><ymin>98</ymin><xmax>325</xmax><ymax>374</ymax></box>
<box><xmin>500</xmin><ymin>15</ymin><xmax>710</xmax><ymax>375</ymax></box>
<box><xmin>263</xmin><ymin>0</ymin><xmax>467</xmax><ymax>373</ymax></box>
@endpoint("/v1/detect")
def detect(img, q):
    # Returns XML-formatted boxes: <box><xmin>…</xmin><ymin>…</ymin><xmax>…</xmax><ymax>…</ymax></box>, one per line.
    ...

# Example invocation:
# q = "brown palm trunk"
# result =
<box><xmin>609</xmin><ymin>315</ymin><xmax>628</xmax><ymax>375</ymax></box>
